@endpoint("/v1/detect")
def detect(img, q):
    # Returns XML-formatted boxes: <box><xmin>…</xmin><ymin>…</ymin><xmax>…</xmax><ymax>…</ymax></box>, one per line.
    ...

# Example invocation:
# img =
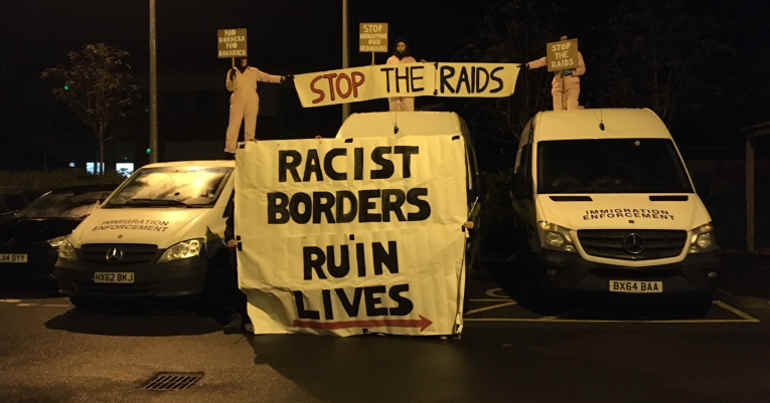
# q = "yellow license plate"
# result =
<box><xmin>93</xmin><ymin>272</ymin><xmax>135</xmax><ymax>284</ymax></box>
<box><xmin>609</xmin><ymin>280</ymin><xmax>663</xmax><ymax>294</ymax></box>
<box><xmin>0</xmin><ymin>253</ymin><xmax>28</xmax><ymax>264</ymax></box>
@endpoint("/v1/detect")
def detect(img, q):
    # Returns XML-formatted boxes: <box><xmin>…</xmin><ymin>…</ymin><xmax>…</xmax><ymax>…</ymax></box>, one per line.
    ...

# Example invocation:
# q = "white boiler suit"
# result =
<box><xmin>224</xmin><ymin>67</ymin><xmax>283</xmax><ymax>153</ymax></box>
<box><xmin>528</xmin><ymin>52</ymin><xmax>586</xmax><ymax>111</ymax></box>
<box><xmin>386</xmin><ymin>54</ymin><xmax>417</xmax><ymax>111</ymax></box>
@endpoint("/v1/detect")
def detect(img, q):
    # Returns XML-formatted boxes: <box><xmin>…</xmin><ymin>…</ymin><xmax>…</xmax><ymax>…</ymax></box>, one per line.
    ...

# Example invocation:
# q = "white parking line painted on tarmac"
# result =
<box><xmin>0</xmin><ymin>300</ymin><xmax>71</xmax><ymax>308</ymax></box>
<box><xmin>485</xmin><ymin>288</ymin><xmax>510</xmax><ymax>299</ymax></box>
<box><xmin>713</xmin><ymin>300</ymin><xmax>760</xmax><ymax>322</ymax></box>
<box><xmin>463</xmin><ymin>317</ymin><xmax>759</xmax><ymax>324</ymax></box>
<box><xmin>464</xmin><ymin>302</ymin><xmax>518</xmax><ymax>316</ymax></box>
<box><xmin>463</xmin><ymin>300</ymin><xmax>760</xmax><ymax>324</ymax></box>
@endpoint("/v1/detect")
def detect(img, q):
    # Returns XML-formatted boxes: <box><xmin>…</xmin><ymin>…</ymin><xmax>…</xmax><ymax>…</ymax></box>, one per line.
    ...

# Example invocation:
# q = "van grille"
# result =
<box><xmin>577</xmin><ymin>230</ymin><xmax>687</xmax><ymax>261</ymax></box>
<box><xmin>79</xmin><ymin>244</ymin><xmax>159</xmax><ymax>264</ymax></box>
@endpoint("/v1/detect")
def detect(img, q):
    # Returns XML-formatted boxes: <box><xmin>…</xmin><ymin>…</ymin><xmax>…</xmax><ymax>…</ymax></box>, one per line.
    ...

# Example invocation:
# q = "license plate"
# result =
<box><xmin>93</xmin><ymin>272</ymin><xmax>135</xmax><ymax>284</ymax></box>
<box><xmin>0</xmin><ymin>253</ymin><xmax>28</xmax><ymax>264</ymax></box>
<box><xmin>609</xmin><ymin>280</ymin><xmax>663</xmax><ymax>294</ymax></box>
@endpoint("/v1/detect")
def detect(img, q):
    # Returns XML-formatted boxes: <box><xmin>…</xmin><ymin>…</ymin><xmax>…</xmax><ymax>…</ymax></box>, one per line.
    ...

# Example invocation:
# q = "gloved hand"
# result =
<box><xmin>281</xmin><ymin>74</ymin><xmax>294</xmax><ymax>86</ymax></box>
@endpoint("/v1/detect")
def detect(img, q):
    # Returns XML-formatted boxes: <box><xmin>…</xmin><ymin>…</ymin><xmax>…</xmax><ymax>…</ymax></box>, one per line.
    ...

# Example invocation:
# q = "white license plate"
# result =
<box><xmin>609</xmin><ymin>280</ymin><xmax>663</xmax><ymax>294</ymax></box>
<box><xmin>0</xmin><ymin>253</ymin><xmax>28</xmax><ymax>264</ymax></box>
<box><xmin>93</xmin><ymin>272</ymin><xmax>135</xmax><ymax>284</ymax></box>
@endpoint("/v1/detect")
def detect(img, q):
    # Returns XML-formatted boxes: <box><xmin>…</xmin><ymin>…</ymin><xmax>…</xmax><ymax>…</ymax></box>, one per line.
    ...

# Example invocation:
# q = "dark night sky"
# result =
<box><xmin>2</xmin><ymin>1</ymin><xmax>769</xmax><ymax>169</ymax></box>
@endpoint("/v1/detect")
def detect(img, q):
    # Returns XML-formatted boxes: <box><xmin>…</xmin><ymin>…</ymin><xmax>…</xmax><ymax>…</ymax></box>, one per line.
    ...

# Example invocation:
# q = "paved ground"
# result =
<box><xmin>0</xmin><ymin>260</ymin><xmax>769</xmax><ymax>403</ymax></box>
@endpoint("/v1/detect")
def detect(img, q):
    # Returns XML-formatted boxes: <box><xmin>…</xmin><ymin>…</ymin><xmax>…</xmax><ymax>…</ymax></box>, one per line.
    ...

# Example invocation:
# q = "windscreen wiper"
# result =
<box><xmin>125</xmin><ymin>198</ymin><xmax>190</xmax><ymax>207</ymax></box>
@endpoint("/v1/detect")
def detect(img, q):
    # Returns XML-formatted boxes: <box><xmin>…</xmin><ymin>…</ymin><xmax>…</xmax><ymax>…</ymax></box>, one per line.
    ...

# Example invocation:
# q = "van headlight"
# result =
<box><xmin>54</xmin><ymin>238</ymin><xmax>78</xmax><ymax>261</ymax></box>
<box><xmin>47</xmin><ymin>235</ymin><xmax>69</xmax><ymax>249</ymax></box>
<box><xmin>688</xmin><ymin>222</ymin><xmax>718</xmax><ymax>254</ymax></box>
<box><xmin>158</xmin><ymin>238</ymin><xmax>204</xmax><ymax>263</ymax></box>
<box><xmin>537</xmin><ymin>221</ymin><xmax>576</xmax><ymax>253</ymax></box>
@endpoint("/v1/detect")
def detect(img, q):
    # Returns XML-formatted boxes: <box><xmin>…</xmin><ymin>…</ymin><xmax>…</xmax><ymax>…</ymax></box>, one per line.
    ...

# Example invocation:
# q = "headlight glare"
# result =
<box><xmin>545</xmin><ymin>231</ymin><xmax>566</xmax><ymax>248</ymax></box>
<box><xmin>696</xmin><ymin>232</ymin><xmax>714</xmax><ymax>250</ymax></box>
<box><xmin>688</xmin><ymin>222</ymin><xmax>718</xmax><ymax>254</ymax></box>
<box><xmin>537</xmin><ymin>221</ymin><xmax>576</xmax><ymax>253</ymax></box>
<box><xmin>56</xmin><ymin>239</ymin><xmax>78</xmax><ymax>261</ymax></box>
<box><xmin>158</xmin><ymin>239</ymin><xmax>203</xmax><ymax>263</ymax></box>
<box><xmin>47</xmin><ymin>235</ymin><xmax>69</xmax><ymax>248</ymax></box>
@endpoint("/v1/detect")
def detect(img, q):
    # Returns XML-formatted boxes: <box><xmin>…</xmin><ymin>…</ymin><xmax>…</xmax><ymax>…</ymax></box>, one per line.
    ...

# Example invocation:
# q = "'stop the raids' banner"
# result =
<box><xmin>293</xmin><ymin>62</ymin><xmax>521</xmax><ymax>107</ymax></box>
<box><xmin>235</xmin><ymin>135</ymin><xmax>468</xmax><ymax>336</ymax></box>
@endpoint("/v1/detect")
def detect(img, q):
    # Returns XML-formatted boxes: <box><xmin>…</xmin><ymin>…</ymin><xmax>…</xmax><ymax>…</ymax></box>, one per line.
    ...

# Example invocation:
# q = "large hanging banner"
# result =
<box><xmin>293</xmin><ymin>62</ymin><xmax>521</xmax><ymax>107</ymax></box>
<box><xmin>235</xmin><ymin>135</ymin><xmax>468</xmax><ymax>336</ymax></box>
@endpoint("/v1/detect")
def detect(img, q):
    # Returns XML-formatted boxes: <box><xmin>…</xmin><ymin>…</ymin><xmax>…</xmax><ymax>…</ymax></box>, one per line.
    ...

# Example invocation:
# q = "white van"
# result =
<box><xmin>511</xmin><ymin>108</ymin><xmax>719</xmax><ymax>308</ymax></box>
<box><xmin>337</xmin><ymin>111</ymin><xmax>483</xmax><ymax>281</ymax></box>
<box><xmin>55</xmin><ymin>160</ymin><xmax>235</xmax><ymax>306</ymax></box>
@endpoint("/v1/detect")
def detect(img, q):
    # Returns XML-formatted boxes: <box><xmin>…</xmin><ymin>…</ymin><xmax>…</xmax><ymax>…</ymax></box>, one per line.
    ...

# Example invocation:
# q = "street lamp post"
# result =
<box><xmin>149</xmin><ymin>0</ymin><xmax>158</xmax><ymax>163</ymax></box>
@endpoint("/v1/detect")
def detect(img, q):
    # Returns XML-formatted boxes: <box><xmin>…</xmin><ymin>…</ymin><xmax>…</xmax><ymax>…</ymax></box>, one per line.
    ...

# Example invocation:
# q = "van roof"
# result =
<box><xmin>533</xmin><ymin>108</ymin><xmax>672</xmax><ymax>142</ymax></box>
<box><xmin>335</xmin><ymin>111</ymin><xmax>463</xmax><ymax>138</ymax></box>
<box><xmin>141</xmin><ymin>160</ymin><xmax>235</xmax><ymax>169</ymax></box>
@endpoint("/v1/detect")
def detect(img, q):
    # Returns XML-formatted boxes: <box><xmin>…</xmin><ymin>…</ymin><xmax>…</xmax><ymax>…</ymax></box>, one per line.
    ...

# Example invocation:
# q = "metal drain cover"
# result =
<box><xmin>143</xmin><ymin>372</ymin><xmax>204</xmax><ymax>391</ymax></box>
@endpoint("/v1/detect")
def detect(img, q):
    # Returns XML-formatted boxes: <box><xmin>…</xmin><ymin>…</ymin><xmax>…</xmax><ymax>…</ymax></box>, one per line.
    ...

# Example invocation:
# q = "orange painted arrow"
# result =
<box><xmin>293</xmin><ymin>315</ymin><xmax>433</xmax><ymax>332</ymax></box>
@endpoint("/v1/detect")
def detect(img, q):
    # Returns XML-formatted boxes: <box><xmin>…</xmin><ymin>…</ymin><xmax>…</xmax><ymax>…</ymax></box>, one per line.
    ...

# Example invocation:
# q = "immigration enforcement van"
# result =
<box><xmin>511</xmin><ymin>108</ymin><xmax>719</xmax><ymax>310</ymax></box>
<box><xmin>336</xmin><ymin>111</ymin><xmax>483</xmax><ymax>285</ymax></box>
<box><xmin>54</xmin><ymin>160</ymin><xmax>235</xmax><ymax>306</ymax></box>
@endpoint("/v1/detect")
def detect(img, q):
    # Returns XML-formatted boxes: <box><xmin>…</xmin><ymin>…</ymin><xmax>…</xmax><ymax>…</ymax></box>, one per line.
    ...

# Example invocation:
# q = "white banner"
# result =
<box><xmin>293</xmin><ymin>62</ymin><xmax>521</xmax><ymax>107</ymax></box>
<box><xmin>235</xmin><ymin>135</ymin><xmax>468</xmax><ymax>336</ymax></box>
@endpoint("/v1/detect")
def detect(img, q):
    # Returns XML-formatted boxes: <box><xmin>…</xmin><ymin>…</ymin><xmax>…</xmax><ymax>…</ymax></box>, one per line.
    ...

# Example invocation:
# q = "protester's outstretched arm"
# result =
<box><xmin>255</xmin><ymin>68</ymin><xmax>284</xmax><ymax>84</ymax></box>
<box><xmin>527</xmin><ymin>56</ymin><xmax>547</xmax><ymax>70</ymax></box>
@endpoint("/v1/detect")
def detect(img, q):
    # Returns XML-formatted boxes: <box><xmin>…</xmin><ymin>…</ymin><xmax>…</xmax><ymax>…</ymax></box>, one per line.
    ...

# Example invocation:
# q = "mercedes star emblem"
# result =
<box><xmin>105</xmin><ymin>247</ymin><xmax>125</xmax><ymax>262</ymax></box>
<box><xmin>623</xmin><ymin>233</ymin><xmax>644</xmax><ymax>255</ymax></box>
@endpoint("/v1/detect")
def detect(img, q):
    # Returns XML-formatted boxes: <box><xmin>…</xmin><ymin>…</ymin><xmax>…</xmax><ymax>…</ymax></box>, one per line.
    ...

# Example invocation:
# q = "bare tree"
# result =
<box><xmin>41</xmin><ymin>43</ymin><xmax>140</xmax><ymax>174</ymax></box>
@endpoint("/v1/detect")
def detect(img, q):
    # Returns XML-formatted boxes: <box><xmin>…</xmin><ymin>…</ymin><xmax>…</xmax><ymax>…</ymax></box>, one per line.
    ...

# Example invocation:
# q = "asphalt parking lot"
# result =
<box><xmin>1</xmin><ymin>266</ymin><xmax>769</xmax><ymax>403</ymax></box>
<box><xmin>465</xmin><ymin>282</ymin><xmax>758</xmax><ymax>325</ymax></box>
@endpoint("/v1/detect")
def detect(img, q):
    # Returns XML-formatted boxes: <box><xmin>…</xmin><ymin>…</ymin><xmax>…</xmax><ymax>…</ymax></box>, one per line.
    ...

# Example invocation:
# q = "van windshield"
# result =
<box><xmin>105</xmin><ymin>166</ymin><xmax>231</xmax><ymax>208</ymax></box>
<box><xmin>537</xmin><ymin>139</ymin><xmax>692</xmax><ymax>194</ymax></box>
<box><xmin>21</xmin><ymin>190</ymin><xmax>112</xmax><ymax>218</ymax></box>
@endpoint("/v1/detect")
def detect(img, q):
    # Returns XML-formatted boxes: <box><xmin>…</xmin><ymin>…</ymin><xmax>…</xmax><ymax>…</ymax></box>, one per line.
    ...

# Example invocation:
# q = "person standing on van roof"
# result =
<box><xmin>224</xmin><ymin>58</ymin><xmax>288</xmax><ymax>155</ymax></box>
<box><xmin>527</xmin><ymin>36</ymin><xmax>586</xmax><ymax>111</ymax></box>
<box><xmin>386</xmin><ymin>39</ymin><xmax>417</xmax><ymax>111</ymax></box>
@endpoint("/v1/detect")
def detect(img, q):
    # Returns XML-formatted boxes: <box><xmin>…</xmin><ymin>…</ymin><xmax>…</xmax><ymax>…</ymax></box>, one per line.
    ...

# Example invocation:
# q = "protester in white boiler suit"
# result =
<box><xmin>386</xmin><ymin>40</ymin><xmax>417</xmax><ymax>111</ymax></box>
<box><xmin>527</xmin><ymin>36</ymin><xmax>586</xmax><ymax>111</ymax></box>
<box><xmin>224</xmin><ymin>58</ymin><xmax>286</xmax><ymax>154</ymax></box>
